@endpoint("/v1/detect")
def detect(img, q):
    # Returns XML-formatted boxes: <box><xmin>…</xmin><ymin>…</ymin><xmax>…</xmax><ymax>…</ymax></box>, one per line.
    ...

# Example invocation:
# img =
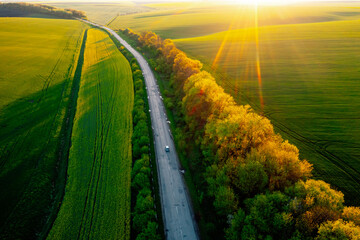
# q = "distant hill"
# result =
<box><xmin>0</xmin><ymin>2</ymin><xmax>86</xmax><ymax>19</ymax></box>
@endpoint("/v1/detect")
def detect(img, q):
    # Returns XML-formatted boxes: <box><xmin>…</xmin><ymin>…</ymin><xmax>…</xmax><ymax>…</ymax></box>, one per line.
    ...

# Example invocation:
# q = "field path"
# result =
<box><xmin>83</xmin><ymin>20</ymin><xmax>199</xmax><ymax>240</ymax></box>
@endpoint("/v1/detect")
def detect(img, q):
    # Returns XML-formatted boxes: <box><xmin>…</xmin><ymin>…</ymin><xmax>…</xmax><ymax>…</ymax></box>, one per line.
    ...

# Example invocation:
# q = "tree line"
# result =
<box><xmin>0</xmin><ymin>3</ymin><xmax>86</xmax><ymax>19</ymax></box>
<box><xmin>118</xmin><ymin>45</ymin><xmax>162</xmax><ymax>240</ymax></box>
<box><xmin>122</xmin><ymin>28</ymin><xmax>360</xmax><ymax>239</ymax></box>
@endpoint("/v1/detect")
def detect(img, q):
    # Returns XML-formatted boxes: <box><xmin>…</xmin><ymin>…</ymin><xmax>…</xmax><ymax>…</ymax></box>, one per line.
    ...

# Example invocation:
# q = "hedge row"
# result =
<box><xmin>114</xmin><ymin>43</ymin><xmax>163</xmax><ymax>240</ymax></box>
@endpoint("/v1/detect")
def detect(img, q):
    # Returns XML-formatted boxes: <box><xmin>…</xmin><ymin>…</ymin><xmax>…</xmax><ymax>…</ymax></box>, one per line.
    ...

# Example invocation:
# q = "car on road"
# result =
<box><xmin>165</xmin><ymin>145</ymin><xmax>170</xmax><ymax>152</ymax></box>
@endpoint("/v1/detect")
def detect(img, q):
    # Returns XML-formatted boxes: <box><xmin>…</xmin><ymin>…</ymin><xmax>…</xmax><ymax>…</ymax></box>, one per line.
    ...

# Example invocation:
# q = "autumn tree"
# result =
<box><xmin>284</xmin><ymin>179</ymin><xmax>344</xmax><ymax>237</ymax></box>
<box><xmin>343</xmin><ymin>207</ymin><xmax>360</xmax><ymax>226</ymax></box>
<box><xmin>172</xmin><ymin>52</ymin><xmax>202</xmax><ymax>95</ymax></box>
<box><xmin>138</xmin><ymin>31</ymin><xmax>161</xmax><ymax>49</ymax></box>
<box><xmin>317</xmin><ymin>220</ymin><xmax>360</xmax><ymax>240</ymax></box>
<box><xmin>161</xmin><ymin>39</ymin><xmax>182</xmax><ymax>63</ymax></box>
<box><xmin>182</xmin><ymin>71</ymin><xmax>235</xmax><ymax>143</ymax></box>
<box><xmin>123</xmin><ymin>28</ymin><xmax>359</xmax><ymax>240</ymax></box>
<box><xmin>124</xmin><ymin>28</ymin><xmax>140</xmax><ymax>42</ymax></box>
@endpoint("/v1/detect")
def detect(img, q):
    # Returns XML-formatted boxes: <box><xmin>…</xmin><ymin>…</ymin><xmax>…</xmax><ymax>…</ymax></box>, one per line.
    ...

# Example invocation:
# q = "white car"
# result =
<box><xmin>165</xmin><ymin>146</ymin><xmax>170</xmax><ymax>152</ymax></box>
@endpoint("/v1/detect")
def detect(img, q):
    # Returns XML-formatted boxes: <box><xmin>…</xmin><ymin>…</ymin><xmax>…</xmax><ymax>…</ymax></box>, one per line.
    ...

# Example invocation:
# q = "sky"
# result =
<box><xmin>3</xmin><ymin>0</ymin><xmax>360</xmax><ymax>5</ymax></box>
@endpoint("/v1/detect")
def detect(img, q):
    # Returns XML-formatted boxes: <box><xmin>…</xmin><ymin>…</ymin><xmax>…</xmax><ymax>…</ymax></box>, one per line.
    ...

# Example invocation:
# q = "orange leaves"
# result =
<box><xmin>138</xmin><ymin>31</ymin><xmax>161</xmax><ymax>48</ymax></box>
<box><xmin>161</xmin><ymin>39</ymin><xmax>182</xmax><ymax>64</ymax></box>
<box><xmin>173</xmin><ymin>52</ymin><xmax>202</xmax><ymax>84</ymax></box>
<box><xmin>137</xmin><ymin>31</ymin><xmax>202</xmax><ymax>93</ymax></box>
<box><xmin>183</xmin><ymin>71</ymin><xmax>234</xmax><ymax>120</ymax></box>
<box><xmin>258</xmin><ymin>141</ymin><xmax>313</xmax><ymax>190</ymax></box>
<box><xmin>343</xmin><ymin>207</ymin><xmax>360</xmax><ymax>226</ymax></box>
<box><xmin>297</xmin><ymin>206</ymin><xmax>340</xmax><ymax>236</ymax></box>
<box><xmin>182</xmin><ymin>70</ymin><xmax>313</xmax><ymax>193</ymax></box>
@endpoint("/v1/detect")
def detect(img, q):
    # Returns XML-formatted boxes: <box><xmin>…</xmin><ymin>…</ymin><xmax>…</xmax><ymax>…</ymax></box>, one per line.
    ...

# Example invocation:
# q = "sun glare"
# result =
<box><xmin>229</xmin><ymin>0</ymin><xmax>301</xmax><ymax>5</ymax></box>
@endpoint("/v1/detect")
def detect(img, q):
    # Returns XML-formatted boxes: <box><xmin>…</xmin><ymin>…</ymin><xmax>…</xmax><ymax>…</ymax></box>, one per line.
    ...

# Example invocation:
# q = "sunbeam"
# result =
<box><xmin>211</xmin><ymin>9</ymin><xmax>239</xmax><ymax>70</ymax></box>
<box><xmin>254</xmin><ymin>3</ymin><xmax>265</xmax><ymax>111</ymax></box>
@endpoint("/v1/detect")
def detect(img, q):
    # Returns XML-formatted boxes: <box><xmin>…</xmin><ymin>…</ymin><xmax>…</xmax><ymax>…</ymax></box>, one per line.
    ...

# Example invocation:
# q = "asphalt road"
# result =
<box><xmin>83</xmin><ymin>20</ymin><xmax>199</xmax><ymax>240</ymax></box>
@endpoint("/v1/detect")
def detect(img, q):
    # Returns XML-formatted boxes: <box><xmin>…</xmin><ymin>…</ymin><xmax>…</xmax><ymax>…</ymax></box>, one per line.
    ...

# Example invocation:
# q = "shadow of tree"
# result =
<box><xmin>0</xmin><ymin>29</ymin><xmax>87</xmax><ymax>239</ymax></box>
<box><xmin>0</xmin><ymin>81</ymin><xmax>70</xmax><ymax>239</ymax></box>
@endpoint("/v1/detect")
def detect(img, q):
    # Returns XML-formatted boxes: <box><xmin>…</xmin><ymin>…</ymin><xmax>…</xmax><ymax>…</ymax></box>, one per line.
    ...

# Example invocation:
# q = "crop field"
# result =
<box><xmin>49</xmin><ymin>2</ymin><xmax>153</xmax><ymax>25</ymax></box>
<box><xmin>174</xmin><ymin>18</ymin><xmax>360</xmax><ymax>204</ymax></box>
<box><xmin>47</xmin><ymin>28</ymin><xmax>133</xmax><ymax>240</ymax></box>
<box><xmin>109</xmin><ymin>3</ymin><xmax>360</xmax><ymax>38</ymax></box>
<box><xmin>0</xmin><ymin>17</ymin><xmax>87</xmax><ymax>238</ymax></box>
<box><xmin>109</xmin><ymin>4</ymin><xmax>360</xmax><ymax>204</ymax></box>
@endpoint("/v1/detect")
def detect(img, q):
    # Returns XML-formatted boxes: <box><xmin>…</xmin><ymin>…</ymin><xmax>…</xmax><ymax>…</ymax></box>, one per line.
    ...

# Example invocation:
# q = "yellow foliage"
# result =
<box><xmin>161</xmin><ymin>39</ymin><xmax>182</xmax><ymax>64</ymax></box>
<box><xmin>298</xmin><ymin>206</ymin><xmax>340</xmax><ymax>236</ymax></box>
<box><xmin>300</xmin><ymin>179</ymin><xmax>344</xmax><ymax>211</ymax></box>
<box><xmin>138</xmin><ymin>31</ymin><xmax>161</xmax><ymax>48</ymax></box>
<box><xmin>183</xmin><ymin>71</ymin><xmax>313</xmax><ymax>189</ymax></box>
<box><xmin>317</xmin><ymin>220</ymin><xmax>360</xmax><ymax>240</ymax></box>
<box><xmin>130</xmin><ymin>31</ymin><xmax>355</xmax><ymax>232</ymax></box>
<box><xmin>173</xmin><ymin>52</ymin><xmax>202</xmax><ymax>83</ymax></box>
<box><xmin>343</xmin><ymin>207</ymin><xmax>360</xmax><ymax>226</ymax></box>
<box><xmin>258</xmin><ymin>141</ymin><xmax>312</xmax><ymax>190</ymax></box>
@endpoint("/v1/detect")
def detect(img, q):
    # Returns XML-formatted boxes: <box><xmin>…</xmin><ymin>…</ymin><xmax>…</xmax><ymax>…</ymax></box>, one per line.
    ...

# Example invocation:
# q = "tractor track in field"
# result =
<box><xmin>87</xmin><ymin>39</ymin><xmax>118</xmax><ymax>237</ymax></box>
<box><xmin>0</xmin><ymin>28</ymin><xmax>75</xmax><ymax>170</ymax></box>
<box><xmin>218</xmin><ymin>72</ymin><xmax>360</xmax><ymax>201</ymax></box>
<box><xmin>37</xmin><ymin>28</ymin><xmax>76</xmax><ymax>103</ymax></box>
<box><xmin>0</xmin><ymin>28</ymin><xmax>78</xmax><ymax>172</ymax></box>
<box><xmin>39</xmin><ymin>29</ymin><xmax>88</xmax><ymax>240</ymax></box>
<box><xmin>76</xmin><ymin>37</ymin><xmax>119</xmax><ymax>239</ymax></box>
<box><xmin>263</xmin><ymin>106</ymin><xmax>360</xmax><ymax>195</ymax></box>
<box><xmin>76</xmin><ymin>37</ymin><xmax>102</xmax><ymax>240</ymax></box>
<box><xmin>0</xmin><ymin>28</ymin><xmax>86</xmax><ymax>236</ymax></box>
<box><xmin>86</xmin><ymin>43</ymin><xmax>106</xmax><ymax>238</ymax></box>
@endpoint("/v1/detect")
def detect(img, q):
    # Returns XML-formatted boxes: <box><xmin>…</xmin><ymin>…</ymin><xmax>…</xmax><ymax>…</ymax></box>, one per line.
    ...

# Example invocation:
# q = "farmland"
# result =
<box><xmin>0</xmin><ymin>17</ymin><xmax>87</xmax><ymax>238</ymax></box>
<box><xmin>174</xmin><ymin>18</ymin><xmax>360</xmax><ymax>204</ymax></box>
<box><xmin>1</xmin><ymin>1</ymin><xmax>360</xmax><ymax>238</ymax></box>
<box><xmin>109</xmin><ymin>3</ymin><xmax>360</xmax><ymax>38</ymax></box>
<box><xmin>47</xmin><ymin>28</ymin><xmax>133</xmax><ymax>240</ymax></box>
<box><xmin>107</xmin><ymin>3</ymin><xmax>360</xmax><ymax>205</ymax></box>
<box><xmin>49</xmin><ymin>2</ymin><xmax>152</xmax><ymax>25</ymax></box>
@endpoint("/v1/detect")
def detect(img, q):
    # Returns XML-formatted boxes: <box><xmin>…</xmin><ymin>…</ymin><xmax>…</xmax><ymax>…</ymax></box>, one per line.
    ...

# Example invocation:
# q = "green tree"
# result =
<box><xmin>231</xmin><ymin>157</ymin><xmax>268</xmax><ymax>197</ymax></box>
<box><xmin>132</xmin><ymin>172</ymin><xmax>150</xmax><ymax>191</ymax></box>
<box><xmin>136</xmin><ymin>222</ymin><xmax>161</xmax><ymax>240</ymax></box>
<box><xmin>132</xmin><ymin>210</ymin><xmax>157</xmax><ymax>233</ymax></box>
<box><xmin>238</xmin><ymin>192</ymin><xmax>294</xmax><ymax>240</ymax></box>
<box><xmin>213</xmin><ymin>185</ymin><xmax>238</xmax><ymax>216</ymax></box>
<box><xmin>226</xmin><ymin>209</ymin><xmax>246</xmax><ymax>240</ymax></box>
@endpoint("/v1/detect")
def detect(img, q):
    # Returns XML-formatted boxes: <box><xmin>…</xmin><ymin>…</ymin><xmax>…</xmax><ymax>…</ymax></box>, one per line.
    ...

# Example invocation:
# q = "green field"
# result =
<box><xmin>0</xmin><ymin>17</ymin><xmax>87</xmax><ymax>238</ymax></box>
<box><xmin>109</xmin><ymin>3</ymin><xmax>360</xmax><ymax>38</ymax></box>
<box><xmin>47</xmin><ymin>28</ymin><xmax>133</xmax><ymax>240</ymax></box>
<box><xmin>109</xmin><ymin>3</ymin><xmax>360</xmax><ymax>204</ymax></box>
<box><xmin>173</xmin><ymin>18</ymin><xmax>360</xmax><ymax>204</ymax></box>
<box><xmin>1</xmin><ymin>2</ymin><xmax>360</xmax><ymax>238</ymax></box>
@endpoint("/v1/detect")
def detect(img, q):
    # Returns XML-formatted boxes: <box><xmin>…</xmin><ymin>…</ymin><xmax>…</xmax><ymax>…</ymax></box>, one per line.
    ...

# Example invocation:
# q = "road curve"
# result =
<box><xmin>82</xmin><ymin>20</ymin><xmax>199</xmax><ymax>240</ymax></box>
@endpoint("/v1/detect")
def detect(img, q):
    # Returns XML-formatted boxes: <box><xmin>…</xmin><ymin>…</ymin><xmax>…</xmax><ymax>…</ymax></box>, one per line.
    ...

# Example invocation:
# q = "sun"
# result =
<box><xmin>227</xmin><ymin>0</ymin><xmax>302</xmax><ymax>5</ymax></box>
